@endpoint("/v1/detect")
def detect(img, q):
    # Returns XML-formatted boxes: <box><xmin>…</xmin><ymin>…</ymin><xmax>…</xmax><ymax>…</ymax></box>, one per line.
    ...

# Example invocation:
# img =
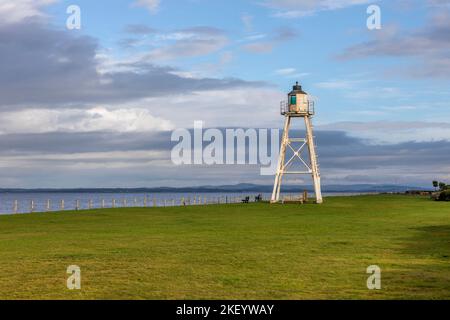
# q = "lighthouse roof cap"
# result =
<box><xmin>289</xmin><ymin>82</ymin><xmax>307</xmax><ymax>95</ymax></box>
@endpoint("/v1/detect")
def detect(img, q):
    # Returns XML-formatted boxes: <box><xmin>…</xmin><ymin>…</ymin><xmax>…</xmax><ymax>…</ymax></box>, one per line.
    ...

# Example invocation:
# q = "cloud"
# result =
<box><xmin>0</xmin><ymin>128</ymin><xmax>449</xmax><ymax>187</ymax></box>
<box><xmin>428</xmin><ymin>0</ymin><xmax>450</xmax><ymax>6</ymax></box>
<box><xmin>318</xmin><ymin>121</ymin><xmax>450</xmax><ymax>143</ymax></box>
<box><xmin>0</xmin><ymin>131</ymin><xmax>170</xmax><ymax>155</ymax></box>
<box><xmin>1</xmin><ymin>0</ymin><xmax>448</xmax><ymax>188</ymax></box>
<box><xmin>0</xmin><ymin>107</ymin><xmax>175</xmax><ymax>134</ymax></box>
<box><xmin>338</xmin><ymin>11</ymin><xmax>450</xmax><ymax>78</ymax></box>
<box><xmin>133</xmin><ymin>0</ymin><xmax>161</xmax><ymax>14</ymax></box>
<box><xmin>144</xmin><ymin>27</ymin><xmax>229</xmax><ymax>61</ymax></box>
<box><xmin>264</xmin><ymin>0</ymin><xmax>373</xmax><ymax>18</ymax></box>
<box><xmin>124</xmin><ymin>24</ymin><xmax>157</xmax><ymax>35</ymax></box>
<box><xmin>275</xmin><ymin>68</ymin><xmax>297</xmax><ymax>75</ymax></box>
<box><xmin>117</xmin><ymin>26</ymin><xmax>229</xmax><ymax>58</ymax></box>
<box><xmin>241</xmin><ymin>14</ymin><xmax>254</xmax><ymax>32</ymax></box>
<box><xmin>243</xmin><ymin>42</ymin><xmax>274</xmax><ymax>53</ymax></box>
<box><xmin>0</xmin><ymin>0</ymin><xmax>57</xmax><ymax>24</ymax></box>
<box><xmin>275</xmin><ymin>68</ymin><xmax>310</xmax><ymax>78</ymax></box>
<box><xmin>242</xmin><ymin>27</ymin><xmax>297</xmax><ymax>53</ymax></box>
<box><xmin>118</xmin><ymin>37</ymin><xmax>146</xmax><ymax>49</ymax></box>
<box><xmin>119</xmin><ymin>87</ymin><xmax>284</xmax><ymax>129</ymax></box>
<box><xmin>0</xmin><ymin>20</ymin><xmax>259</xmax><ymax>108</ymax></box>
<box><xmin>315</xmin><ymin>79</ymin><xmax>361</xmax><ymax>89</ymax></box>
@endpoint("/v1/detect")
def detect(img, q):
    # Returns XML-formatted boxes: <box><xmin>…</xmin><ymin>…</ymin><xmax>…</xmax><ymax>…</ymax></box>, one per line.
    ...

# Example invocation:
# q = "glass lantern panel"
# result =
<box><xmin>290</xmin><ymin>95</ymin><xmax>297</xmax><ymax>105</ymax></box>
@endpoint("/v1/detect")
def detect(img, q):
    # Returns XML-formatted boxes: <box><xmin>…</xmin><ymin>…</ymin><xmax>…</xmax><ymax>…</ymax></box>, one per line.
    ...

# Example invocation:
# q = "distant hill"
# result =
<box><xmin>0</xmin><ymin>184</ymin><xmax>429</xmax><ymax>194</ymax></box>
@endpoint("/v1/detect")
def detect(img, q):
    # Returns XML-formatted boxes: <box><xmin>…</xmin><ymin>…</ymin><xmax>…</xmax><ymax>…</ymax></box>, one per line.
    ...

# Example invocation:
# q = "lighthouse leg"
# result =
<box><xmin>271</xmin><ymin>116</ymin><xmax>291</xmax><ymax>203</ymax></box>
<box><xmin>305</xmin><ymin>116</ymin><xmax>323</xmax><ymax>204</ymax></box>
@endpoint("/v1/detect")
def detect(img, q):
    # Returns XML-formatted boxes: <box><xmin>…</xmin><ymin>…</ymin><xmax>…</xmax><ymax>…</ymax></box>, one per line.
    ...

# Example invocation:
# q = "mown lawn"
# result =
<box><xmin>0</xmin><ymin>195</ymin><xmax>449</xmax><ymax>300</ymax></box>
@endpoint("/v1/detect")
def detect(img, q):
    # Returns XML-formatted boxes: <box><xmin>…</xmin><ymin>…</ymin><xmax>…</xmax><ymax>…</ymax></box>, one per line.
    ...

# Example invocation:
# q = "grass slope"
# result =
<box><xmin>0</xmin><ymin>195</ymin><xmax>449</xmax><ymax>300</ymax></box>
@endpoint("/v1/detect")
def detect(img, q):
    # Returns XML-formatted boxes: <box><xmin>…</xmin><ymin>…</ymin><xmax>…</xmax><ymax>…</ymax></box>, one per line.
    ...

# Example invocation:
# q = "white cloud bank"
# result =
<box><xmin>0</xmin><ymin>107</ymin><xmax>174</xmax><ymax>134</ymax></box>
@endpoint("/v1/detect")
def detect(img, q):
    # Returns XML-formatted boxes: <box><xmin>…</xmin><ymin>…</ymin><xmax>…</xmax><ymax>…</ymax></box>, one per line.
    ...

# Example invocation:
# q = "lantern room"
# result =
<box><xmin>281</xmin><ymin>82</ymin><xmax>314</xmax><ymax>116</ymax></box>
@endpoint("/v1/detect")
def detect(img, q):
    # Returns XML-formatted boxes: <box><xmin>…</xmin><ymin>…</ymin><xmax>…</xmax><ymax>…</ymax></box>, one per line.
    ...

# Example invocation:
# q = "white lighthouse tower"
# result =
<box><xmin>271</xmin><ymin>82</ymin><xmax>323</xmax><ymax>204</ymax></box>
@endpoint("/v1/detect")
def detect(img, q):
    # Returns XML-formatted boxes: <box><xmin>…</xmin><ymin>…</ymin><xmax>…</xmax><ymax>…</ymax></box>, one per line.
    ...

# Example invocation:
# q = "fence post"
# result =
<box><xmin>61</xmin><ymin>200</ymin><xmax>65</xmax><ymax>211</ymax></box>
<box><xmin>303</xmin><ymin>191</ymin><xmax>308</xmax><ymax>203</ymax></box>
<box><xmin>153</xmin><ymin>198</ymin><xmax>156</xmax><ymax>207</ymax></box>
<box><xmin>112</xmin><ymin>199</ymin><xmax>116</xmax><ymax>208</ymax></box>
<box><xmin>144</xmin><ymin>196</ymin><xmax>148</xmax><ymax>207</ymax></box>
<box><xmin>30</xmin><ymin>200</ymin><xmax>35</xmax><ymax>213</ymax></box>
<box><xmin>13</xmin><ymin>200</ymin><xmax>18</xmax><ymax>214</ymax></box>
<box><xmin>102</xmin><ymin>199</ymin><xmax>105</xmax><ymax>209</ymax></box>
<box><xmin>76</xmin><ymin>200</ymin><xmax>80</xmax><ymax>211</ymax></box>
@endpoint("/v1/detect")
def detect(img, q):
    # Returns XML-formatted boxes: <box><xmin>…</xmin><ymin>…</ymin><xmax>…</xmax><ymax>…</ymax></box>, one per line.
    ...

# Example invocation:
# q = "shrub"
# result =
<box><xmin>438</xmin><ymin>191</ymin><xmax>450</xmax><ymax>201</ymax></box>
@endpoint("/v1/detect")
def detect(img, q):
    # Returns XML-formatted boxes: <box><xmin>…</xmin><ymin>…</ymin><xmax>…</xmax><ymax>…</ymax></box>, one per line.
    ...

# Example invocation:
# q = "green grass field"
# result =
<box><xmin>0</xmin><ymin>195</ymin><xmax>449</xmax><ymax>300</ymax></box>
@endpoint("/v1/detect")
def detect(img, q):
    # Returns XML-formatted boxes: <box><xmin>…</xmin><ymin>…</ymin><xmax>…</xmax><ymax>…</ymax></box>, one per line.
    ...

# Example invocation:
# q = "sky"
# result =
<box><xmin>0</xmin><ymin>0</ymin><xmax>449</xmax><ymax>188</ymax></box>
